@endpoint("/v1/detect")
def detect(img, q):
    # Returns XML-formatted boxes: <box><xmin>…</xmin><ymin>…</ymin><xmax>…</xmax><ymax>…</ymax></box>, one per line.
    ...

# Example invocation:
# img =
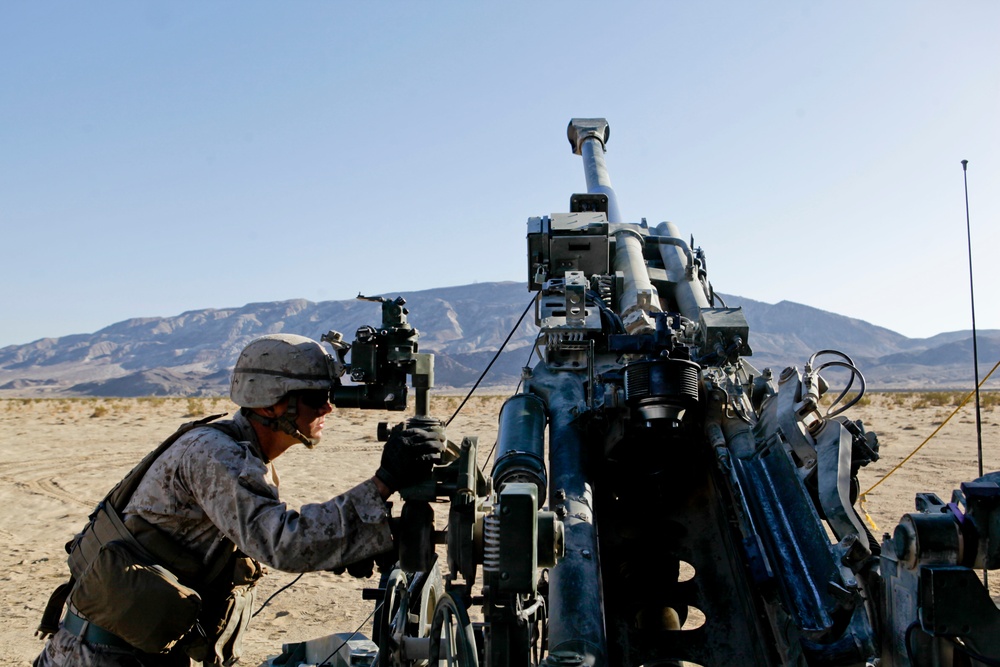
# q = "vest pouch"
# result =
<box><xmin>70</xmin><ymin>539</ymin><xmax>202</xmax><ymax>654</ymax></box>
<box><xmin>67</xmin><ymin>502</ymin><xmax>134</xmax><ymax>581</ymax></box>
<box><xmin>184</xmin><ymin>556</ymin><xmax>262</xmax><ymax>665</ymax></box>
<box><xmin>184</xmin><ymin>585</ymin><xmax>256</xmax><ymax>666</ymax></box>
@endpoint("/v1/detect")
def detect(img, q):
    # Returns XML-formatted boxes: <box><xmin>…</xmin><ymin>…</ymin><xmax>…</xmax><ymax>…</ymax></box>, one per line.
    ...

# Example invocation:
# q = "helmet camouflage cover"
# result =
<box><xmin>230</xmin><ymin>334</ymin><xmax>334</xmax><ymax>408</ymax></box>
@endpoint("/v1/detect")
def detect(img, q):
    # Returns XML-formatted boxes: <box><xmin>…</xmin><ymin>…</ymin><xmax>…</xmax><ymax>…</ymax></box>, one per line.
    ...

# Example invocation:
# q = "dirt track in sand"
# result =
<box><xmin>1</xmin><ymin>393</ymin><xmax>998</xmax><ymax>665</ymax></box>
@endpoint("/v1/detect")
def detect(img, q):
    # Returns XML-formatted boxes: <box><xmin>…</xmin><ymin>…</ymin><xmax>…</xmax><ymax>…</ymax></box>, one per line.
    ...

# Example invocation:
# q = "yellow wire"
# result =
<box><xmin>860</xmin><ymin>498</ymin><xmax>879</xmax><ymax>533</ymax></box>
<box><xmin>858</xmin><ymin>357</ymin><xmax>1000</xmax><ymax>531</ymax></box>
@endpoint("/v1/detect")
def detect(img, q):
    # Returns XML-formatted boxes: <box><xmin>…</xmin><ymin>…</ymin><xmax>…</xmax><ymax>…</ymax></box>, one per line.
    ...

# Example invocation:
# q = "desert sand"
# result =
<box><xmin>1</xmin><ymin>392</ymin><xmax>998</xmax><ymax>666</ymax></box>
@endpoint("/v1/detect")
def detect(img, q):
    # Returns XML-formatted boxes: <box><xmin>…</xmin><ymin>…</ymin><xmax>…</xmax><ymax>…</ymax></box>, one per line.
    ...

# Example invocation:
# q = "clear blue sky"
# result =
<box><xmin>2</xmin><ymin>2</ymin><xmax>998</xmax><ymax>348</ymax></box>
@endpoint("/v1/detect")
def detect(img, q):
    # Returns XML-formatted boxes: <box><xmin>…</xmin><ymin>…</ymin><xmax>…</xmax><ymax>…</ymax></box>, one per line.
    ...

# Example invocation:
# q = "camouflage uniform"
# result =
<box><xmin>35</xmin><ymin>410</ymin><xmax>394</xmax><ymax>666</ymax></box>
<box><xmin>34</xmin><ymin>629</ymin><xmax>184</xmax><ymax>667</ymax></box>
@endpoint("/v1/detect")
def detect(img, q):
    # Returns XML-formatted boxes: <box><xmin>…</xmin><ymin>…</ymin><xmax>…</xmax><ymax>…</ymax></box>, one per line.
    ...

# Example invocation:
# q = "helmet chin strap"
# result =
<box><xmin>246</xmin><ymin>395</ymin><xmax>319</xmax><ymax>449</ymax></box>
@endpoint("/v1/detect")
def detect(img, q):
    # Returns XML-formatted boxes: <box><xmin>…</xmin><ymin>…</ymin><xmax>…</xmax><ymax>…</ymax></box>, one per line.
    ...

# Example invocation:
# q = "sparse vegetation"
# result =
<box><xmin>912</xmin><ymin>392</ymin><xmax>960</xmax><ymax>409</ymax></box>
<box><xmin>2</xmin><ymin>390</ymin><xmax>997</xmax><ymax>423</ymax></box>
<box><xmin>980</xmin><ymin>392</ymin><xmax>1000</xmax><ymax>410</ymax></box>
<box><xmin>889</xmin><ymin>392</ymin><xmax>914</xmax><ymax>408</ymax></box>
<box><xmin>139</xmin><ymin>397</ymin><xmax>168</xmax><ymax>408</ymax></box>
<box><xmin>435</xmin><ymin>395</ymin><xmax>462</xmax><ymax>415</ymax></box>
<box><xmin>822</xmin><ymin>391</ymin><xmax>871</xmax><ymax>409</ymax></box>
<box><xmin>183</xmin><ymin>397</ymin><xmax>206</xmax><ymax>418</ymax></box>
<box><xmin>852</xmin><ymin>391</ymin><xmax>1000</xmax><ymax>414</ymax></box>
<box><xmin>0</xmin><ymin>396</ymin><xmax>238</xmax><ymax>421</ymax></box>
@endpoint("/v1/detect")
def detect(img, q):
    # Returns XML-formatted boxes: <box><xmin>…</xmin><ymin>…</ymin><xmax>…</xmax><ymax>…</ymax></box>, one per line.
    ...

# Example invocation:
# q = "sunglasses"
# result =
<box><xmin>293</xmin><ymin>390</ymin><xmax>332</xmax><ymax>410</ymax></box>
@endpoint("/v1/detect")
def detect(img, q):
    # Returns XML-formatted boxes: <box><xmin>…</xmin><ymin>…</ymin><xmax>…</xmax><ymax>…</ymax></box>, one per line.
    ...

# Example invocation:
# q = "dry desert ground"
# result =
<box><xmin>1</xmin><ymin>392</ymin><xmax>998</xmax><ymax>665</ymax></box>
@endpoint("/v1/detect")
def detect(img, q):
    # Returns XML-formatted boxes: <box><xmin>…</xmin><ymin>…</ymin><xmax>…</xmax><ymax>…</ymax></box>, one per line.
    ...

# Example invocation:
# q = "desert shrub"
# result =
<box><xmin>439</xmin><ymin>396</ymin><xmax>460</xmax><ymax>413</ymax></box>
<box><xmin>90</xmin><ymin>405</ymin><xmax>109</xmax><ymax>418</ymax></box>
<box><xmin>848</xmin><ymin>392</ymin><xmax>871</xmax><ymax>407</ymax></box>
<box><xmin>980</xmin><ymin>392</ymin><xmax>1000</xmax><ymax>410</ymax></box>
<box><xmin>892</xmin><ymin>392</ymin><xmax>914</xmax><ymax>406</ymax></box>
<box><xmin>822</xmin><ymin>391</ymin><xmax>871</xmax><ymax>409</ymax></box>
<box><xmin>921</xmin><ymin>391</ymin><xmax>961</xmax><ymax>407</ymax></box>
<box><xmin>183</xmin><ymin>397</ymin><xmax>206</xmax><ymax>418</ymax></box>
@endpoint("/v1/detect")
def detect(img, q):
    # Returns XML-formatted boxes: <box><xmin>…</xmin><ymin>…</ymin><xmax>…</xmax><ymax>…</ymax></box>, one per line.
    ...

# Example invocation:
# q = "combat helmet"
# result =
<box><xmin>230</xmin><ymin>334</ymin><xmax>337</xmax><ymax>448</ymax></box>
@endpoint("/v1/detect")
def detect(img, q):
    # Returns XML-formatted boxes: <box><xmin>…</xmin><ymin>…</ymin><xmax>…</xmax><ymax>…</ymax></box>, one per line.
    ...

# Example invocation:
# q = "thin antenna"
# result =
<box><xmin>962</xmin><ymin>159</ymin><xmax>984</xmax><ymax>478</ymax></box>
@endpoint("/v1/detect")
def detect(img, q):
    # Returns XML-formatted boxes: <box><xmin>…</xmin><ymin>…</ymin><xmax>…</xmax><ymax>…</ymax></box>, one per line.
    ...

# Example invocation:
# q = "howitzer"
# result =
<box><xmin>280</xmin><ymin>120</ymin><xmax>1000</xmax><ymax>667</ymax></box>
<box><xmin>516</xmin><ymin>119</ymin><xmax>882</xmax><ymax>665</ymax></box>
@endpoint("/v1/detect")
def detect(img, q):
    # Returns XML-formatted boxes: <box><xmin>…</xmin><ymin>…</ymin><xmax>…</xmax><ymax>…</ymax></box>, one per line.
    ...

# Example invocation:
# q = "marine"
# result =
<box><xmin>34</xmin><ymin>333</ymin><xmax>443</xmax><ymax>666</ymax></box>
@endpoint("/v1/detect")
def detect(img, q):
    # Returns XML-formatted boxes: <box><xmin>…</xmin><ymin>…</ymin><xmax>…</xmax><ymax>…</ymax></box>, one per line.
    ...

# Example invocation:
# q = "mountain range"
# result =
<box><xmin>1</xmin><ymin>281</ymin><xmax>997</xmax><ymax>397</ymax></box>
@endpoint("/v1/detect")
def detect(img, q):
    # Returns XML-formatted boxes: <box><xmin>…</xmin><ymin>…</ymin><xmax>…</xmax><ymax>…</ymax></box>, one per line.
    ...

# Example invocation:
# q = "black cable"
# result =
<box><xmin>315</xmin><ymin>599</ymin><xmax>383</xmax><ymax>666</ymax></box>
<box><xmin>906</xmin><ymin>620</ymin><xmax>1000</xmax><ymax>667</ymax></box>
<box><xmin>945</xmin><ymin>634</ymin><xmax>1000</xmax><ymax>667</ymax></box>
<box><xmin>807</xmin><ymin>350</ymin><xmax>866</xmax><ymax>417</ymax></box>
<box><xmin>814</xmin><ymin>360</ymin><xmax>866</xmax><ymax>417</ymax></box>
<box><xmin>445</xmin><ymin>297</ymin><xmax>535</xmax><ymax>427</ymax></box>
<box><xmin>711</xmin><ymin>285</ymin><xmax>727</xmax><ymax>308</ymax></box>
<box><xmin>252</xmin><ymin>572</ymin><xmax>305</xmax><ymax>618</ymax></box>
<box><xmin>904</xmin><ymin>621</ymin><xmax>920</xmax><ymax>664</ymax></box>
<box><xmin>514</xmin><ymin>333</ymin><xmax>539</xmax><ymax>396</ymax></box>
<box><xmin>808</xmin><ymin>349</ymin><xmax>856</xmax><ymax>369</ymax></box>
<box><xmin>586</xmin><ymin>289</ymin><xmax>625</xmax><ymax>334</ymax></box>
<box><xmin>486</xmin><ymin>332</ymin><xmax>542</xmax><ymax>468</ymax></box>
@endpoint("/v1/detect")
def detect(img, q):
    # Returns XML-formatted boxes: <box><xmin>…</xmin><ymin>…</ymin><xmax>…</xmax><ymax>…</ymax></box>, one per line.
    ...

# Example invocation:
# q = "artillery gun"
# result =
<box><xmin>280</xmin><ymin>119</ymin><xmax>1000</xmax><ymax>667</ymax></box>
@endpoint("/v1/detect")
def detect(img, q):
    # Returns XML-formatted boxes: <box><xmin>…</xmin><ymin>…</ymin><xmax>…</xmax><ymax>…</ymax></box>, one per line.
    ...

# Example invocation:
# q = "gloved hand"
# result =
<box><xmin>332</xmin><ymin>558</ymin><xmax>376</xmax><ymax>579</ymax></box>
<box><xmin>375</xmin><ymin>423</ymin><xmax>446</xmax><ymax>492</ymax></box>
<box><xmin>330</xmin><ymin>547</ymin><xmax>398</xmax><ymax>579</ymax></box>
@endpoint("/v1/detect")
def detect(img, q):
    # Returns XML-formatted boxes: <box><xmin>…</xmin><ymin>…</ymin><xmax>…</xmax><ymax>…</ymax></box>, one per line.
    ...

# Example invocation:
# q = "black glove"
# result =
<box><xmin>337</xmin><ymin>558</ymin><xmax>375</xmax><ymax>578</ymax></box>
<box><xmin>331</xmin><ymin>546</ymin><xmax>398</xmax><ymax>578</ymax></box>
<box><xmin>375</xmin><ymin>423</ymin><xmax>446</xmax><ymax>492</ymax></box>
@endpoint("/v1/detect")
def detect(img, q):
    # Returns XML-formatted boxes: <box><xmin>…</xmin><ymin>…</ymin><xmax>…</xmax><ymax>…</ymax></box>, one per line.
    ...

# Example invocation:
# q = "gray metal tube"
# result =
<box><xmin>547</xmin><ymin>413</ymin><xmax>607</xmax><ymax>664</ymax></box>
<box><xmin>526</xmin><ymin>365</ymin><xmax>607</xmax><ymax>666</ymax></box>
<box><xmin>579</xmin><ymin>140</ymin><xmax>622</xmax><ymax>223</ymax></box>
<box><xmin>654</xmin><ymin>221</ymin><xmax>711</xmax><ymax>321</ymax></box>
<box><xmin>568</xmin><ymin>118</ymin><xmax>623</xmax><ymax>223</ymax></box>
<box><xmin>613</xmin><ymin>229</ymin><xmax>660</xmax><ymax>334</ymax></box>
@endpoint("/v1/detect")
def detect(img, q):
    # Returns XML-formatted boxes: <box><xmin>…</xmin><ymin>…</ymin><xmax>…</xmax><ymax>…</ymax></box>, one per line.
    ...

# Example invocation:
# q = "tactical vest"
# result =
<box><xmin>38</xmin><ymin>414</ymin><xmax>264</xmax><ymax>665</ymax></box>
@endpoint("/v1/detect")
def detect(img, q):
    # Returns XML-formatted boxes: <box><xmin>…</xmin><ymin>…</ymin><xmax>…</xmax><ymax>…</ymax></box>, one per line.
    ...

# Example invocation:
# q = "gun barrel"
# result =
<box><xmin>654</xmin><ymin>221</ymin><xmax>712</xmax><ymax>321</ymax></box>
<box><xmin>568</xmin><ymin>118</ymin><xmax>623</xmax><ymax>223</ymax></box>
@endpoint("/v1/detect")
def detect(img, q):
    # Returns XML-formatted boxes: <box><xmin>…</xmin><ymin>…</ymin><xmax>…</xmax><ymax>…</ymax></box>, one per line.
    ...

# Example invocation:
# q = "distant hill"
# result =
<box><xmin>721</xmin><ymin>294</ymin><xmax>1000</xmax><ymax>390</ymax></box>
<box><xmin>0</xmin><ymin>282</ymin><xmax>996</xmax><ymax>397</ymax></box>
